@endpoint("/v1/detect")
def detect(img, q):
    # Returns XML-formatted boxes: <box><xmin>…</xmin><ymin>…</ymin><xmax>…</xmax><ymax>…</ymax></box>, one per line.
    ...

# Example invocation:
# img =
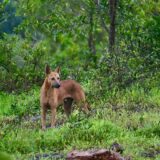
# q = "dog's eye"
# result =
<box><xmin>57</xmin><ymin>77</ymin><xmax>60</xmax><ymax>80</ymax></box>
<box><xmin>51</xmin><ymin>77</ymin><xmax>55</xmax><ymax>80</ymax></box>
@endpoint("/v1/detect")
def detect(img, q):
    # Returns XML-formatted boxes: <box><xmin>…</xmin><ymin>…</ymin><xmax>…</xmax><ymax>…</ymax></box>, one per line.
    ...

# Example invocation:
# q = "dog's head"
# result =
<box><xmin>45</xmin><ymin>65</ymin><xmax>61</xmax><ymax>88</ymax></box>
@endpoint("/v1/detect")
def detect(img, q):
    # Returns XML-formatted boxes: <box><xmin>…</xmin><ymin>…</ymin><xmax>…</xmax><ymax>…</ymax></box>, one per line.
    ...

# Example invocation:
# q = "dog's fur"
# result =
<box><xmin>40</xmin><ymin>65</ymin><xmax>89</xmax><ymax>130</ymax></box>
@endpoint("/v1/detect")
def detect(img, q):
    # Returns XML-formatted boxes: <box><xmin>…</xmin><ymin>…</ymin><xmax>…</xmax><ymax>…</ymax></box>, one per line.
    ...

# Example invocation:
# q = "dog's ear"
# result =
<box><xmin>54</xmin><ymin>67</ymin><xmax>60</xmax><ymax>73</ymax></box>
<box><xmin>45</xmin><ymin>64</ymin><xmax>51</xmax><ymax>75</ymax></box>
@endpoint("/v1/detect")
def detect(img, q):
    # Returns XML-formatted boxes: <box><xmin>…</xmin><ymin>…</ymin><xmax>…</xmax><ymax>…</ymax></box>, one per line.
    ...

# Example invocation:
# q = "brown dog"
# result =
<box><xmin>40</xmin><ymin>65</ymin><xmax>89</xmax><ymax>130</ymax></box>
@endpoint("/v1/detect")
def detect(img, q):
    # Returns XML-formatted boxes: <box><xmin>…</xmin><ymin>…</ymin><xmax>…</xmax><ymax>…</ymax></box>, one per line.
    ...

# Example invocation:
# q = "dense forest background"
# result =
<box><xmin>0</xmin><ymin>0</ymin><xmax>159</xmax><ymax>92</ymax></box>
<box><xmin>0</xmin><ymin>0</ymin><xmax>160</xmax><ymax>160</ymax></box>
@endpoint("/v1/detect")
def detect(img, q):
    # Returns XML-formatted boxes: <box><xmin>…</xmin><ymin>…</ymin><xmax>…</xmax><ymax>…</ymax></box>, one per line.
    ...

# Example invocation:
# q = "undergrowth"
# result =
<box><xmin>0</xmin><ymin>82</ymin><xmax>160</xmax><ymax>160</ymax></box>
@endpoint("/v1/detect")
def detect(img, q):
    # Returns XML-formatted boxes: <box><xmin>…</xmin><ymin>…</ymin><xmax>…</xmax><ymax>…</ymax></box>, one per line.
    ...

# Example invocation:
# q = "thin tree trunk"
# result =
<box><xmin>88</xmin><ymin>9</ymin><xmax>96</xmax><ymax>55</ymax></box>
<box><xmin>94</xmin><ymin>0</ymin><xmax>108</xmax><ymax>32</ymax></box>
<box><xmin>109</xmin><ymin>0</ymin><xmax>117</xmax><ymax>53</ymax></box>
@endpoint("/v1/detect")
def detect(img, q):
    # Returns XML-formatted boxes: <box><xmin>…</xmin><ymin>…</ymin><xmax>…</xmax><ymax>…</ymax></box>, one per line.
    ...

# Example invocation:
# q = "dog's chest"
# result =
<box><xmin>47</xmin><ymin>92</ymin><xmax>59</xmax><ymax>105</ymax></box>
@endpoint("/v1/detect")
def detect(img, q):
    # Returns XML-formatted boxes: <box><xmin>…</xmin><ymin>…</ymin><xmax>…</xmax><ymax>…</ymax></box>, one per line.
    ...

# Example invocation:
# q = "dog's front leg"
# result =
<box><xmin>41</xmin><ymin>106</ymin><xmax>47</xmax><ymax>130</ymax></box>
<box><xmin>51</xmin><ymin>107</ymin><xmax>57</xmax><ymax>128</ymax></box>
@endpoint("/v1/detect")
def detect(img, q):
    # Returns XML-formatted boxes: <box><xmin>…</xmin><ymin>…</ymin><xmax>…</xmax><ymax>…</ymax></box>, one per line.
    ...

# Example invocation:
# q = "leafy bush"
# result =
<box><xmin>0</xmin><ymin>87</ymin><xmax>39</xmax><ymax>117</ymax></box>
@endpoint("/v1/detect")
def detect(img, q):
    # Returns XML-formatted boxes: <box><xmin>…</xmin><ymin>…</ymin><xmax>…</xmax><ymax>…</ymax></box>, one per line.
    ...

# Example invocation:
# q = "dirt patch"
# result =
<box><xmin>141</xmin><ymin>145</ymin><xmax>160</xmax><ymax>158</ymax></box>
<box><xmin>32</xmin><ymin>153</ymin><xmax>64</xmax><ymax>160</ymax></box>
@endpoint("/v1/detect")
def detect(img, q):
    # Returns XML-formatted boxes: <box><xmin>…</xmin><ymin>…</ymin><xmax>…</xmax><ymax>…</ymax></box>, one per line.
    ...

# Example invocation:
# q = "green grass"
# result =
<box><xmin>0</xmin><ymin>84</ymin><xmax>160</xmax><ymax>160</ymax></box>
<box><xmin>0</xmin><ymin>92</ymin><xmax>14</xmax><ymax>115</ymax></box>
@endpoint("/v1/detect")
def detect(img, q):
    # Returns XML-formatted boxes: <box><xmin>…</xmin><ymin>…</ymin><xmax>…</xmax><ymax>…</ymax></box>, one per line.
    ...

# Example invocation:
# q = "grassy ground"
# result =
<box><xmin>0</xmin><ymin>85</ymin><xmax>160</xmax><ymax>160</ymax></box>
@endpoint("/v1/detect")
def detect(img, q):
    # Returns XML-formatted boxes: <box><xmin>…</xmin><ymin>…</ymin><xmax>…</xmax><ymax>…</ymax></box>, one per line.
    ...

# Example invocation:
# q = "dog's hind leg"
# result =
<box><xmin>82</xmin><ymin>102</ymin><xmax>90</xmax><ymax>114</ymax></box>
<box><xmin>73</xmin><ymin>93</ymin><xmax>89</xmax><ymax>114</ymax></box>
<box><xmin>63</xmin><ymin>98</ymin><xmax>73</xmax><ymax>117</ymax></box>
<box><xmin>77</xmin><ymin>101</ymin><xmax>89</xmax><ymax>114</ymax></box>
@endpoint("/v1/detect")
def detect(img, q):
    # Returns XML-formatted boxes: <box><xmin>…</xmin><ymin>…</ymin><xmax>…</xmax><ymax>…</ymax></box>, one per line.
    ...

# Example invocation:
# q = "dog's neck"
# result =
<box><xmin>44</xmin><ymin>78</ymin><xmax>54</xmax><ymax>97</ymax></box>
<box><xmin>44</xmin><ymin>78</ymin><xmax>50</xmax><ymax>89</ymax></box>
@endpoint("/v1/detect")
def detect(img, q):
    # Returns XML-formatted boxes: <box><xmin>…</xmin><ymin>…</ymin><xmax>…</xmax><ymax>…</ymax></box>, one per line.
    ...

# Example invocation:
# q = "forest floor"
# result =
<box><xmin>0</xmin><ymin>86</ymin><xmax>160</xmax><ymax>160</ymax></box>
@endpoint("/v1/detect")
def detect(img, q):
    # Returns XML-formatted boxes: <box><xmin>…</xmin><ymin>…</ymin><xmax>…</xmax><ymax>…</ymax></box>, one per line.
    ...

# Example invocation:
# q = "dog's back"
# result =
<box><xmin>55</xmin><ymin>79</ymin><xmax>86</xmax><ymax>105</ymax></box>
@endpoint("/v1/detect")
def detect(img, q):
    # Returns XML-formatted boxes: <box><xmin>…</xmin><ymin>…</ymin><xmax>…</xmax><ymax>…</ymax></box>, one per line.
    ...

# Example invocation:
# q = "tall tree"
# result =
<box><xmin>88</xmin><ymin>1</ymin><xmax>96</xmax><ymax>55</ymax></box>
<box><xmin>109</xmin><ymin>0</ymin><xmax>117</xmax><ymax>52</ymax></box>
<box><xmin>88</xmin><ymin>9</ymin><xmax>96</xmax><ymax>55</ymax></box>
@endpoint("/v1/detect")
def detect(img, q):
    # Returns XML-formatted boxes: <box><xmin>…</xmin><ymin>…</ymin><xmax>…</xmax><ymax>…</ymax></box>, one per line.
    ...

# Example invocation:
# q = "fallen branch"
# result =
<box><xmin>66</xmin><ymin>149</ymin><xmax>127</xmax><ymax>160</ymax></box>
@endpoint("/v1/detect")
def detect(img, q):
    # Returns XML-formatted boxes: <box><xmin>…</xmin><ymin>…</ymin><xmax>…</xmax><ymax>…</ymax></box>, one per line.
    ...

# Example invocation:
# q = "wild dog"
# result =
<box><xmin>40</xmin><ymin>65</ymin><xmax>89</xmax><ymax>130</ymax></box>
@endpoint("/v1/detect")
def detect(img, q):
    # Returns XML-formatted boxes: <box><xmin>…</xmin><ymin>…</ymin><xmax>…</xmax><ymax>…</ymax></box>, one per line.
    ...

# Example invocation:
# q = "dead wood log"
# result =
<box><xmin>66</xmin><ymin>149</ymin><xmax>126</xmax><ymax>160</ymax></box>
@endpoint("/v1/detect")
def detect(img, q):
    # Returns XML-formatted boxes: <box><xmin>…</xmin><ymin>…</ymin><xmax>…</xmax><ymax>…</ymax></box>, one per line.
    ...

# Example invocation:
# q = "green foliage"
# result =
<box><xmin>0</xmin><ymin>0</ymin><xmax>160</xmax><ymax>92</ymax></box>
<box><xmin>116</xmin><ymin>0</ymin><xmax>160</xmax><ymax>84</ymax></box>
<box><xmin>0</xmin><ymin>0</ymin><xmax>22</xmax><ymax>36</ymax></box>
<box><xmin>0</xmin><ymin>34</ymin><xmax>50</xmax><ymax>91</ymax></box>
<box><xmin>0</xmin><ymin>1</ymin><xmax>160</xmax><ymax>159</ymax></box>
<box><xmin>0</xmin><ymin>152</ymin><xmax>12</xmax><ymax>160</ymax></box>
<box><xmin>0</xmin><ymin>92</ymin><xmax>13</xmax><ymax>115</ymax></box>
<box><xmin>0</xmin><ymin>87</ymin><xmax>39</xmax><ymax>116</ymax></box>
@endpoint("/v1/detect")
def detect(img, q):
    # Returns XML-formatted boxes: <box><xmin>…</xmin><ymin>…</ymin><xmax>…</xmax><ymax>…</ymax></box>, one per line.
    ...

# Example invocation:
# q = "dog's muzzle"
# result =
<box><xmin>52</xmin><ymin>82</ymin><xmax>60</xmax><ymax>88</ymax></box>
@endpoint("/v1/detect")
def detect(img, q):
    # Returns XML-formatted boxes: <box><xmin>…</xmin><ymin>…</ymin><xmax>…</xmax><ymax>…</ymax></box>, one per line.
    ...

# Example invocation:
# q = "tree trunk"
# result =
<box><xmin>94</xmin><ymin>0</ymin><xmax>108</xmax><ymax>32</ymax></box>
<box><xmin>88</xmin><ymin>9</ymin><xmax>96</xmax><ymax>55</ymax></box>
<box><xmin>109</xmin><ymin>0</ymin><xmax>117</xmax><ymax>53</ymax></box>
